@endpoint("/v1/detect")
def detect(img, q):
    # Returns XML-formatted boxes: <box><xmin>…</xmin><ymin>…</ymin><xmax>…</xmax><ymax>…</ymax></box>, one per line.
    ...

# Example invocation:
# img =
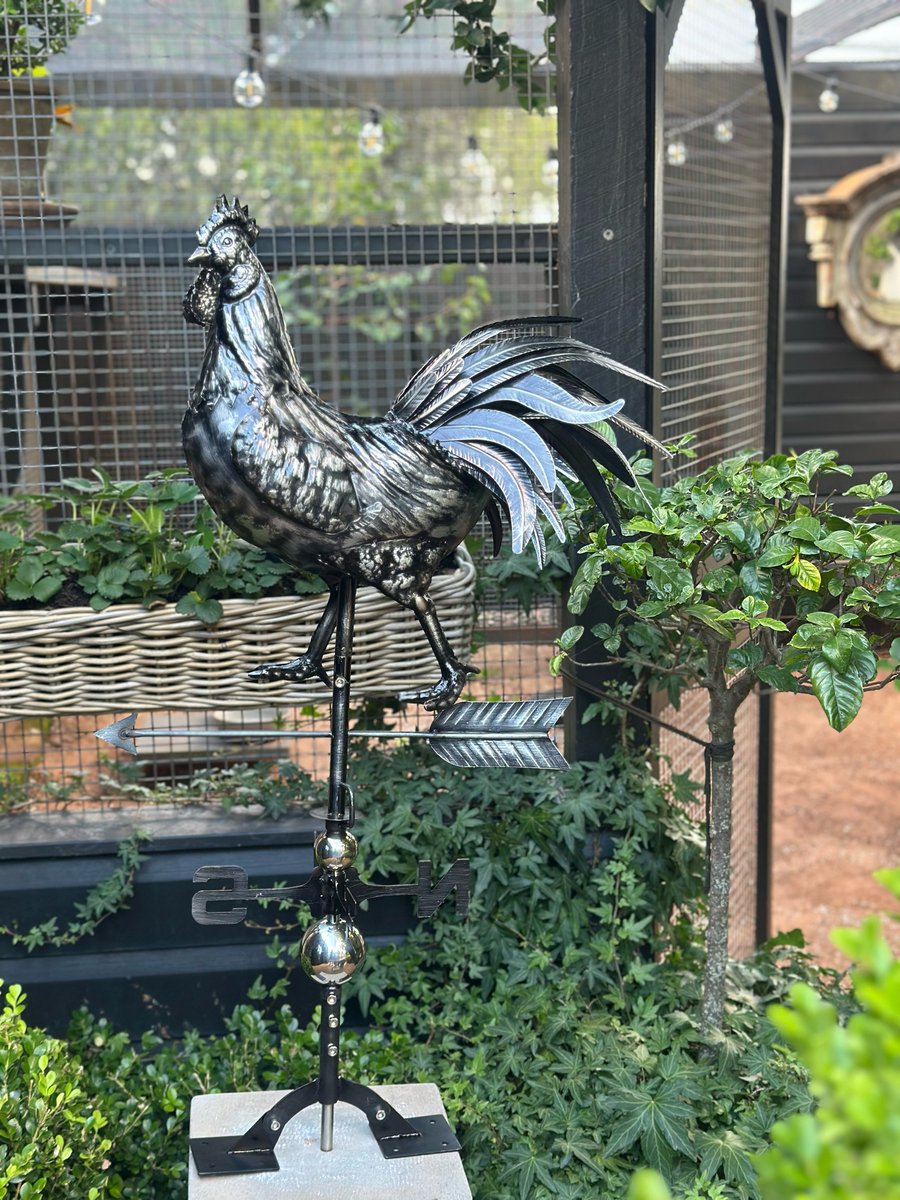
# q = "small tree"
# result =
<box><xmin>555</xmin><ymin>449</ymin><xmax>900</xmax><ymax>1030</ymax></box>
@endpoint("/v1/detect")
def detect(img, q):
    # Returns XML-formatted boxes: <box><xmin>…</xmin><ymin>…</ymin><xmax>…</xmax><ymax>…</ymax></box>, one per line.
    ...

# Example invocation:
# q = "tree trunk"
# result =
<box><xmin>700</xmin><ymin>746</ymin><xmax>735</xmax><ymax>1029</ymax></box>
<box><xmin>700</xmin><ymin>678</ymin><xmax>737</xmax><ymax>1031</ymax></box>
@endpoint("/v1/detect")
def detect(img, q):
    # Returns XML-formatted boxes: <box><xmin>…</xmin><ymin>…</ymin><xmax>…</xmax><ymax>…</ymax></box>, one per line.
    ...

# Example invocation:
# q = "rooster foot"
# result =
<box><xmin>248</xmin><ymin>656</ymin><xmax>332</xmax><ymax>688</ymax></box>
<box><xmin>400</xmin><ymin>662</ymin><xmax>478</xmax><ymax>713</ymax></box>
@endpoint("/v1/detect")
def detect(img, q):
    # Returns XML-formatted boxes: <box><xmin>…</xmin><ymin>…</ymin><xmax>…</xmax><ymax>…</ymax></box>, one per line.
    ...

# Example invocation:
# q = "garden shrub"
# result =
<box><xmin>754</xmin><ymin>869</ymin><xmax>900</xmax><ymax>1200</ymax></box>
<box><xmin>0</xmin><ymin>982</ymin><xmax>114</xmax><ymax>1200</ymax></box>
<box><xmin>49</xmin><ymin>743</ymin><xmax>839</xmax><ymax>1199</ymax></box>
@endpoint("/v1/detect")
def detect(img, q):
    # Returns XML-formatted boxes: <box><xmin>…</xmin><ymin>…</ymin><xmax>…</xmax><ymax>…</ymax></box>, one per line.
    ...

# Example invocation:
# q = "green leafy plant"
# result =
<box><xmin>0</xmin><ymin>1</ymin><xmax>85</xmax><ymax>77</ymax></box>
<box><xmin>553</xmin><ymin>450</ymin><xmax>900</xmax><ymax>1030</ymax></box>
<box><xmin>0</xmin><ymin>742</ymin><xmax>846</xmax><ymax>1198</ymax></box>
<box><xmin>0</xmin><ymin>468</ymin><xmax>326</xmax><ymax>623</ymax></box>
<box><xmin>754</xmin><ymin>868</ymin><xmax>900</xmax><ymax>1200</ymax></box>
<box><xmin>0</xmin><ymin>981</ymin><xmax>114</xmax><ymax>1199</ymax></box>
<box><xmin>0</xmin><ymin>833</ymin><xmax>150</xmax><ymax>951</ymax></box>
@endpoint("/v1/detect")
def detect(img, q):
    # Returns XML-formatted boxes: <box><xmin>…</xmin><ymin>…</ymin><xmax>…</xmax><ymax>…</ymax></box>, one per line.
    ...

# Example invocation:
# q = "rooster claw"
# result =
<box><xmin>248</xmin><ymin>656</ymin><xmax>332</xmax><ymax>688</ymax></box>
<box><xmin>399</xmin><ymin>663</ymin><xmax>478</xmax><ymax>713</ymax></box>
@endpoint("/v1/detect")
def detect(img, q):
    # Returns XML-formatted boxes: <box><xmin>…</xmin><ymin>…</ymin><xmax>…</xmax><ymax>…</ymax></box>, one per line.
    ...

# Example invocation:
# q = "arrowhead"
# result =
<box><xmin>428</xmin><ymin>699</ymin><xmax>571</xmax><ymax>770</ymax></box>
<box><xmin>94</xmin><ymin>712</ymin><xmax>139</xmax><ymax>755</ymax></box>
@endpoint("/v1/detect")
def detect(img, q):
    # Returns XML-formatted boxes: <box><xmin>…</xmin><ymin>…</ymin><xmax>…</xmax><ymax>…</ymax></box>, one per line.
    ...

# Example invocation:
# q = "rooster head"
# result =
<box><xmin>188</xmin><ymin>194</ymin><xmax>259</xmax><ymax>274</ymax></box>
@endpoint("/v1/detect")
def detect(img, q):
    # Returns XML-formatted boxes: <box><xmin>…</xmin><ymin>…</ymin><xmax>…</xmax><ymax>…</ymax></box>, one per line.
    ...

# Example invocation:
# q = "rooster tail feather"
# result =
<box><xmin>442</xmin><ymin>441</ymin><xmax>537</xmax><ymax>554</ymax></box>
<box><xmin>432</xmin><ymin>409</ymin><xmax>557</xmax><ymax>493</ymax></box>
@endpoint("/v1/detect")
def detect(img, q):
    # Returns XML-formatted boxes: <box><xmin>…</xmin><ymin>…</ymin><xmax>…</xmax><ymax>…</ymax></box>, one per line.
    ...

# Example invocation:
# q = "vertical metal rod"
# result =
<box><xmin>320</xmin><ymin>578</ymin><xmax>355</xmax><ymax>1150</ymax></box>
<box><xmin>318</xmin><ymin>984</ymin><xmax>341</xmax><ymax>1151</ymax></box>
<box><xmin>327</xmin><ymin>575</ymin><xmax>357</xmax><ymax>825</ymax></box>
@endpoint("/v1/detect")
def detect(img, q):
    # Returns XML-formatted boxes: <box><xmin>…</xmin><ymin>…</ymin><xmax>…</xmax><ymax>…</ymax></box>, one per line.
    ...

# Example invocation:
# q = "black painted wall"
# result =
<box><xmin>785</xmin><ymin>69</ymin><xmax>900</xmax><ymax>505</ymax></box>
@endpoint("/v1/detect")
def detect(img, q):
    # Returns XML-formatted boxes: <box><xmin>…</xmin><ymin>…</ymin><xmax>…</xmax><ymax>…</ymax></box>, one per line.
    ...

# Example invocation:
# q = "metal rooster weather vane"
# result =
<box><xmin>98</xmin><ymin>194</ymin><xmax>665</xmax><ymax>1177</ymax></box>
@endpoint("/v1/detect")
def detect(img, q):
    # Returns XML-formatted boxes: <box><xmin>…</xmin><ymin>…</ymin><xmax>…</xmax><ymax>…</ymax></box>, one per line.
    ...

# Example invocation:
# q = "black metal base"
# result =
<box><xmin>190</xmin><ymin>1136</ymin><xmax>279</xmax><ymax>1176</ymax></box>
<box><xmin>376</xmin><ymin>1112</ymin><xmax>461</xmax><ymax>1159</ymax></box>
<box><xmin>189</xmin><ymin>1078</ymin><xmax>461</xmax><ymax>1176</ymax></box>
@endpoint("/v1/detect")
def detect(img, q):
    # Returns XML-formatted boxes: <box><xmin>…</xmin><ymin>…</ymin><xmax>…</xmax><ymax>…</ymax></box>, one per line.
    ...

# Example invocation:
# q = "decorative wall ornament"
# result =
<box><xmin>797</xmin><ymin>154</ymin><xmax>900</xmax><ymax>371</ymax></box>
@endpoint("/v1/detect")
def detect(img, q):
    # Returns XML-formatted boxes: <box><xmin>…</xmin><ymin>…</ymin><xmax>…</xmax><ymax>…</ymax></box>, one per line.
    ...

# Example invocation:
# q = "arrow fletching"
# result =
<box><xmin>95</xmin><ymin>713</ymin><xmax>139</xmax><ymax>755</ymax></box>
<box><xmin>428</xmin><ymin>698</ymin><xmax>571</xmax><ymax>770</ymax></box>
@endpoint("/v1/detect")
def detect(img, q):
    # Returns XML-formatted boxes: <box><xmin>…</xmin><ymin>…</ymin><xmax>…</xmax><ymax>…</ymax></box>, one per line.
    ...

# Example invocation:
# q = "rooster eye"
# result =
<box><xmin>222</xmin><ymin>236</ymin><xmax>233</xmax><ymax>247</ymax></box>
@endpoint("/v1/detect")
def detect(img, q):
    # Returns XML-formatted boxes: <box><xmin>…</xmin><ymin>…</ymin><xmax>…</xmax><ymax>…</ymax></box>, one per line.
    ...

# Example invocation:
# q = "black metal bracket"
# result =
<box><xmin>190</xmin><ymin>1077</ymin><xmax>461</xmax><ymax>1175</ymax></box>
<box><xmin>191</xmin><ymin>859</ymin><xmax>470</xmax><ymax>926</ymax></box>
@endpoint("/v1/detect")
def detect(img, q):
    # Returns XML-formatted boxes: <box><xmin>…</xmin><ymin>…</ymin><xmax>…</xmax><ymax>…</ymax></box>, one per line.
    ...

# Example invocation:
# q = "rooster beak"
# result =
<box><xmin>188</xmin><ymin>246</ymin><xmax>211</xmax><ymax>265</ymax></box>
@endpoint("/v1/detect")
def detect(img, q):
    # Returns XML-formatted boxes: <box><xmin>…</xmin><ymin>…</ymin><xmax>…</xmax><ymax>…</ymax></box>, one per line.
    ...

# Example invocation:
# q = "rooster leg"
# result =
<box><xmin>399</xmin><ymin>592</ymin><xmax>477</xmax><ymax>713</ymax></box>
<box><xmin>247</xmin><ymin>583</ymin><xmax>340</xmax><ymax>687</ymax></box>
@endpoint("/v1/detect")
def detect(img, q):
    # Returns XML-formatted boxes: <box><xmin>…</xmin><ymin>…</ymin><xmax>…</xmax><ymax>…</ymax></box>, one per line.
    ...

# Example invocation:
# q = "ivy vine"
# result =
<box><xmin>0</xmin><ymin>831</ymin><xmax>151</xmax><ymax>951</ymax></box>
<box><xmin>293</xmin><ymin>0</ymin><xmax>671</xmax><ymax>112</ymax></box>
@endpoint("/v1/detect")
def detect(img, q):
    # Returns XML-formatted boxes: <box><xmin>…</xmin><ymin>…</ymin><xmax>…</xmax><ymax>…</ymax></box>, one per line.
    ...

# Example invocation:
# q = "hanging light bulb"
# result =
<box><xmin>83</xmin><ymin>0</ymin><xmax>105</xmax><ymax>26</ymax></box>
<box><xmin>233</xmin><ymin>65</ymin><xmax>267</xmax><ymax>109</ymax></box>
<box><xmin>666</xmin><ymin>140</ymin><xmax>687</xmax><ymax>167</ymax></box>
<box><xmin>359</xmin><ymin>109</ymin><xmax>385</xmax><ymax>158</ymax></box>
<box><xmin>818</xmin><ymin>77</ymin><xmax>839</xmax><ymax>113</ymax></box>
<box><xmin>713</xmin><ymin>118</ymin><xmax>734</xmax><ymax>144</ymax></box>
<box><xmin>541</xmin><ymin>147</ymin><xmax>559</xmax><ymax>188</ymax></box>
<box><xmin>460</xmin><ymin>135</ymin><xmax>491</xmax><ymax>181</ymax></box>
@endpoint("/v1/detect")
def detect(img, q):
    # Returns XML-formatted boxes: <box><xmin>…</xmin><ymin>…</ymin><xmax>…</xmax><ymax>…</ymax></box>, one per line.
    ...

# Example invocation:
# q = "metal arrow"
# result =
<box><xmin>95</xmin><ymin>698</ymin><xmax>571</xmax><ymax>770</ymax></box>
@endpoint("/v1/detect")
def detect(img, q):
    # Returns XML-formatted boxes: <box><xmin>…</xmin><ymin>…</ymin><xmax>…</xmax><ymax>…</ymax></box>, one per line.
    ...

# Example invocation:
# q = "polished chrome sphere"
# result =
<box><xmin>314</xmin><ymin>829</ymin><xmax>359</xmax><ymax>871</ymax></box>
<box><xmin>301</xmin><ymin>917</ymin><xmax>366</xmax><ymax>985</ymax></box>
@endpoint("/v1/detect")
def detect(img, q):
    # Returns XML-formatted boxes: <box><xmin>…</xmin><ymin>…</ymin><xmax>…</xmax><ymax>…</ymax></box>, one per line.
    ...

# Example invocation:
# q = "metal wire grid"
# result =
<box><xmin>655</xmin><ymin>0</ymin><xmax>774</xmax><ymax>957</ymax></box>
<box><xmin>0</xmin><ymin>0</ymin><xmax>561</xmax><ymax>812</ymax></box>
<box><xmin>658</xmin><ymin>0</ymin><xmax>772</xmax><ymax>476</ymax></box>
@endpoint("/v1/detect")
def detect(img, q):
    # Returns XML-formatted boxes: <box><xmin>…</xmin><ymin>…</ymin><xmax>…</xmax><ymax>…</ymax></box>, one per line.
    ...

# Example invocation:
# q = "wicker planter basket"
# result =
<box><xmin>0</xmin><ymin>550</ymin><xmax>476</xmax><ymax>718</ymax></box>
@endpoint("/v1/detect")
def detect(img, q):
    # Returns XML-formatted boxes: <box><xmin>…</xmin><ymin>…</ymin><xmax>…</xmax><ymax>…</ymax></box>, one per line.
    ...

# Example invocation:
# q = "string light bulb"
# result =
<box><xmin>818</xmin><ymin>77</ymin><xmax>839</xmax><ymax>113</ymax></box>
<box><xmin>714</xmin><ymin>118</ymin><xmax>734</xmax><ymax>144</ymax></box>
<box><xmin>541</xmin><ymin>147</ymin><xmax>559</xmax><ymax>188</ymax></box>
<box><xmin>666</xmin><ymin>140</ymin><xmax>687</xmax><ymax>167</ymax></box>
<box><xmin>83</xmin><ymin>0</ymin><xmax>105</xmax><ymax>26</ymax></box>
<box><xmin>460</xmin><ymin>135</ymin><xmax>491</xmax><ymax>181</ymax></box>
<box><xmin>359</xmin><ymin>109</ymin><xmax>385</xmax><ymax>158</ymax></box>
<box><xmin>233</xmin><ymin>67</ymin><xmax>266</xmax><ymax>108</ymax></box>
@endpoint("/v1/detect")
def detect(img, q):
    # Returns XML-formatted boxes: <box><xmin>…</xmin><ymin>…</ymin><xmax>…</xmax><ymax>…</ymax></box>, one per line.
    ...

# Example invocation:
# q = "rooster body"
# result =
<box><xmin>183</xmin><ymin>196</ymin><xmax>663</xmax><ymax>709</ymax></box>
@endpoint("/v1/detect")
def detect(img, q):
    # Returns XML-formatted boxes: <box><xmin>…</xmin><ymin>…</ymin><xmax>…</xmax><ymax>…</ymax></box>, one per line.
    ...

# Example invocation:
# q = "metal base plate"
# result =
<box><xmin>375</xmin><ymin>1113</ymin><xmax>461</xmax><ymax>1159</ymax></box>
<box><xmin>190</xmin><ymin>1136</ymin><xmax>279</xmax><ymax>1176</ymax></box>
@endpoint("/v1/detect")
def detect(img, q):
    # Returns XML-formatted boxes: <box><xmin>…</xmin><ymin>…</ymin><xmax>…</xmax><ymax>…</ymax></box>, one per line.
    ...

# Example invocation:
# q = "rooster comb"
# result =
<box><xmin>196</xmin><ymin>195</ymin><xmax>259</xmax><ymax>246</ymax></box>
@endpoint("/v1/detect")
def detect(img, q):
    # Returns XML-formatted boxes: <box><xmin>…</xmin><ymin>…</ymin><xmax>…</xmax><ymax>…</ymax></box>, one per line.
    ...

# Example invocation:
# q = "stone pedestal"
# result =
<box><xmin>188</xmin><ymin>1083</ymin><xmax>471</xmax><ymax>1200</ymax></box>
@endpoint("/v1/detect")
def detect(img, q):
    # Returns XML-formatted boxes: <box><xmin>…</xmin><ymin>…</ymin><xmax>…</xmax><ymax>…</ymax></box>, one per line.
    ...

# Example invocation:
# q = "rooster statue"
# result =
<box><xmin>183</xmin><ymin>196</ymin><xmax>665</xmax><ymax>711</ymax></box>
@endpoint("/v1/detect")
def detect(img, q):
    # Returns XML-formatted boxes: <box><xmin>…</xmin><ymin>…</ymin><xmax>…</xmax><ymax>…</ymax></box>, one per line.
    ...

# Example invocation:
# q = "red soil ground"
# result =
<box><xmin>770</xmin><ymin>683</ymin><xmax>900</xmax><ymax>966</ymax></box>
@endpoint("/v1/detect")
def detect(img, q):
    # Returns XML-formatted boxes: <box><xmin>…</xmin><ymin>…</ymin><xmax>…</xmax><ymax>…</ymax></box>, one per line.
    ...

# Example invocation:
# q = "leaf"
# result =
<box><xmin>815</xmin><ymin>530</ymin><xmax>861</xmax><ymax>558</ymax></box>
<box><xmin>756</xmin><ymin>665</ymin><xmax>799</xmax><ymax>692</ymax></box>
<box><xmin>647</xmin><ymin>559</ymin><xmax>695</xmax><ymax>603</ymax></box>
<box><xmin>757</xmin><ymin>538</ymin><xmax>795</xmax><ymax>568</ymax></box>
<box><xmin>727</xmin><ymin>641</ymin><xmax>763</xmax><ymax>672</ymax></box>
<box><xmin>558</xmin><ymin>625</ymin><xmax>584</xmax><ymax>652</ymax></box>
<box><xmin>821</xmin><ymin>631</ymin><xmax>853</xmax><ymax>673</ymax></box>
<box><xmin>31</xmin><ymin>574</ymin><xmax>63</xmax><ymax>603</ymax></box>
<box><xmin>696</xmin><ymin>1130</ymin><xmax>756</xmax><ymax>1192</ymax></box>
<box><xmin>790</xmin><ymin>558</ymin><xmax>821</xmax><ymax>592</ymax></box>
<box><xmin>739</xmin><ymin>562</ymin><xmax>772</xmax><ymax>601</ymax></box>
<box><xmin>808</xmin><ymin>655</ymin><xmax>864</xmax><ymax>731</ymax></box>
<box><xmin>866</xmin><ymin>526</ymin><xmax>900</xmax><ymax>559</ymax></box>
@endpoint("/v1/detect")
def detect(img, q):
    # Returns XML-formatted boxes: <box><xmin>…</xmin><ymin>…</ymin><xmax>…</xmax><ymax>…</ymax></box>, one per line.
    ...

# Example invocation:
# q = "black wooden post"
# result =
<box><xmin>753</xmin><ymin>0</ymin><xmax>792</xmax><ymax>945</ymax></box>
<box><xmin>555</xmin><ymin>0</ymin><xmax>662</xmax><ymax>760</ymax></box>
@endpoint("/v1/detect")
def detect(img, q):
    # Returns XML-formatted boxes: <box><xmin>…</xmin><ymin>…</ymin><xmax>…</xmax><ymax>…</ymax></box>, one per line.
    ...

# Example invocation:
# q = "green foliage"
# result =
<box><xmin>399</xmin><ymin>0</ymin><xmax>557</xmax><ymax>113</ymax></box>
<box><xmin>563</xmin><ymin>450</ymin><xmax>900</xmax><ymax>731</ymax></box>
<box><xmin>98</xmin><ymin>757</ymin><xmax>319</xmax><ymax>822</ymax></box>
<box><xmin>277</xmin><ymin>262</ymin><xmax>492</xmax><ymax>348</ymax></box>
<box><xmin>0</xmin><ymin>468</ymin><xmax>326</xmax><ymax>621</ymax></box>
<box><xmin>0</xmin><ymin>981</ymin><xmax>114</xmax><ymax>1199</ymax></box>
<box><xmin>0</xmin><ymin>0</ymin><xmax>84</xmax><ymax>76</ymax></box>
<box><xmin>0</xmin><ymin>833</ymin><xmax>150</xmax><ymax>951</ymax></box>
<box><xmin>754</xmin><ymin>870</ymin><xmax>900</xmax><ymax>1200</ymax></box>
<box><xmin>0</xmin><ymin>744</ymin><xmax>844</xmax><ymax>1198</ymax></box>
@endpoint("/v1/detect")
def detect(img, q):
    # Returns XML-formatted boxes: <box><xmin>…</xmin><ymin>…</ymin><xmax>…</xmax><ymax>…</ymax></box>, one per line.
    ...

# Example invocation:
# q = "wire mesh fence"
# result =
<box><xmin>0</xmin><ymin>0</ymin><xmax>563</xmax><ymax>814</ymax></box>
<box><xmin>656</xmin><ymin>0</ymin><xmax>775</xmax><ymax>956</ymax></box>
